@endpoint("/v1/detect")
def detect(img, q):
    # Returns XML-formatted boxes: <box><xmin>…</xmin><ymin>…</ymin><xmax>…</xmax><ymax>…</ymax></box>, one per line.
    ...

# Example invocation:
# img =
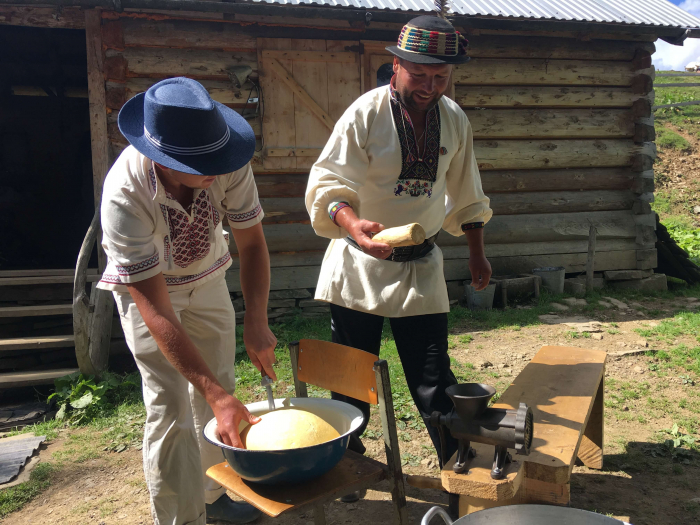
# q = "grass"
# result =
<box><xmin>657</xmin><ymin>128</ymin><xmax>691</xmax><ymax>151</ymax></box>
<box><xmin>0</xmin><ymin>463</ymin><xmax>54</xmax><ymax>519</ymax></box>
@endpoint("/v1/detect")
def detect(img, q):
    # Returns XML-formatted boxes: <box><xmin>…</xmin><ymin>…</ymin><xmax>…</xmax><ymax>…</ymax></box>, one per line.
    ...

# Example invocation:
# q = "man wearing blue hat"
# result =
<box><xmin>306</xmin><ymin>15</ymin><xmax>493</xmax><ymax>488</ymax></box>
<box><xmin>97</xmin><ymin>77</ymin><xmax>273</xmax><ymax>524</ymax></box>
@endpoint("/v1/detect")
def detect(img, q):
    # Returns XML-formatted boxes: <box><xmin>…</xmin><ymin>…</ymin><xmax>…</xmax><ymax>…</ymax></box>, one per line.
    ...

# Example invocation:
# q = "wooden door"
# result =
<box><xmin>258</xmin><ymin>38</ymin><xmax>361</xmax><ymax>171</ymax></box>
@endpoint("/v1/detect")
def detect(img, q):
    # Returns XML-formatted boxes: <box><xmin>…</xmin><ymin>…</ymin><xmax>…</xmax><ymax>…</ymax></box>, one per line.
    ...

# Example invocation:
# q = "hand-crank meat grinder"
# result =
<box><xmin>430</xmin><ymin>383</ymin><xmax>534</xmax><ymax>479</ymax></box>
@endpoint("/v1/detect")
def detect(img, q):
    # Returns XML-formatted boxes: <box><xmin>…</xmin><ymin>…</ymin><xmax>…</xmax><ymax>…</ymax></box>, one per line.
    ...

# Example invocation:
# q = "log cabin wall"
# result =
<box><xmin>93</xmin><ymin>10</ymin><xmax>657</xmax><ymax>312</ymax></box>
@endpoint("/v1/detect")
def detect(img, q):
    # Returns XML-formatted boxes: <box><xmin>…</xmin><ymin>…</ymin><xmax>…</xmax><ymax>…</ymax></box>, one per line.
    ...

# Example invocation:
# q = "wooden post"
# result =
<box><xmin>375</xmin><ymin>360</ymin><xmax>409</xmax><ymax>525</ymax></box>
<box><xmin>85</xmin><ymin>8</ymin><xmax>109</xmax><ymax>271</ymax></box>
<box><xmin>586</xmin><ymin>224</ymin><xmax>597</xmax><ymax>293</ymax></box>
<box><xmin>289</xmin><ymin>341</ymin><xmax>308</xmax><ymax>398</ymax></box>
<box><xmin>577</xmin><ymin>373</ymin><xmax>605</xmax><ymax>470</ymax></box>
<box><xmin>313</xmin><ymin>502</ymin><xmax>326</xmax><ymax>525</ymax></box>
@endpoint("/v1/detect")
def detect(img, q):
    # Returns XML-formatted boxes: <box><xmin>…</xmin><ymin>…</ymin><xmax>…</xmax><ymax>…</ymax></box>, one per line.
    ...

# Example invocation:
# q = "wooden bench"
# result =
<box><xmin>441</xmin><ymin>345</ymin><xmax>606</xmax><ymax>516</ymax></box>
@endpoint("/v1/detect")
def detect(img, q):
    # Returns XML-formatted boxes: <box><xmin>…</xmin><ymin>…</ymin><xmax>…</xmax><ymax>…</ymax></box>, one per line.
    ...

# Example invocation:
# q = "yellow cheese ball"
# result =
<box><xmin>241</xmin><ymin>408</ymin><xmax>340</xmax><ymax>451</ymax></box>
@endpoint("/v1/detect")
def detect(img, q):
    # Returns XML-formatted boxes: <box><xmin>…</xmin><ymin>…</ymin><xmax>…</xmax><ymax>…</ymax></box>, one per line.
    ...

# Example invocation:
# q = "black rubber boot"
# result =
<box><xmin>206</xmin><ymin>494</ymin><xmax>261</xmax><ymax>524</ymax></box>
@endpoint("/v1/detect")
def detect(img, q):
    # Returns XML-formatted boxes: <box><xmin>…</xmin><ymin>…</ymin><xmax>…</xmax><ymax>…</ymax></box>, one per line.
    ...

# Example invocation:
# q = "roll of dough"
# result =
<box><xmin>241</xmin><ymin>408</ymin><xmax>340</xmax><ymax>450</ymax></box>
<box><xmin>371</xmin><ymin>223</ymin><xmax>426</xmax><ymax>247</ymax></box>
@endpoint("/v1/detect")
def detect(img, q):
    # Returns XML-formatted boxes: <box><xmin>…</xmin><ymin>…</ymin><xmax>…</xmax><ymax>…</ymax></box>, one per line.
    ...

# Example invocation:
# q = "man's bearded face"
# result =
<box><xmin>393</xmin><ymin>57</ymin><xmax>452</xmax><ymax>112</ymax></box>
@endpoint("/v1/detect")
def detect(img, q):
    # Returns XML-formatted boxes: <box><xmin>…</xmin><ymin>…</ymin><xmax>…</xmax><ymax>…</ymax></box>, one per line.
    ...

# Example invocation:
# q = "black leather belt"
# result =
<box><xmin>345</xmin><ymin>232</ymin><xmax>439</xmax><ymax>262</ymax></box>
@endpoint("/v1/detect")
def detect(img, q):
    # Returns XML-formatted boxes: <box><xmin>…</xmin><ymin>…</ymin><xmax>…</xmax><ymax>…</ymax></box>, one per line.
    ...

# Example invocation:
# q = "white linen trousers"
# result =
<box><xmin>114</xmin><ymin>275</ymin><xmax>236</xmax><ymax>525</ymax></box>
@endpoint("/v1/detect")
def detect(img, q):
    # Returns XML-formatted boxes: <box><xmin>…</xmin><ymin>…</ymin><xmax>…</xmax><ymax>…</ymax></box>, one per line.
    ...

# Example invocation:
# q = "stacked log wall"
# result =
<box><xmin>92</xmin><ymin>12</ymin><xmax>657</xmax><ymax>299</ymax></box>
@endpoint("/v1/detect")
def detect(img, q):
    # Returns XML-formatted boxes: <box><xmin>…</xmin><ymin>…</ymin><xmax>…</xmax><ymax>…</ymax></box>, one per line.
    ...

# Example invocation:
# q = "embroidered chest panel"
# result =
<box><xmin>149</xmin><ymin>168</ymin><xmax>221</xmax><ymax>269</ymax></box>
<box><xmin>390</xmin><ymin>96</ymin><xmax>441</xmax><ymax>198</ymax></box>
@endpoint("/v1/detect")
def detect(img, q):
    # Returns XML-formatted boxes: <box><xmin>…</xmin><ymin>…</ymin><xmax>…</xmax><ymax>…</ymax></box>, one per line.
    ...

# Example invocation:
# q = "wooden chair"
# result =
<box><xmin>207</xmin><ymin>339</ymin><xmax>409</xmax><ymax>525</ymax></box>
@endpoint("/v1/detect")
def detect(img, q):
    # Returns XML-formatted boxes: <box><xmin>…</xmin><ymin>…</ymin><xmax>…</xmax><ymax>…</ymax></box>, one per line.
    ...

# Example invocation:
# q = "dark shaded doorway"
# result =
<box><xmin>0</xmin><ymin>25</ymin><xmax>94</xmax><ymax>270</ymax></box>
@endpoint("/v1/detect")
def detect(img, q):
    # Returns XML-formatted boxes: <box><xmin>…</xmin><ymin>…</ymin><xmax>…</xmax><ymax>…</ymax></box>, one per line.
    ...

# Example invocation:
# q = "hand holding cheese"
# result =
<box><xmin>371</xmin><ymin>223</ymin><xmax>426</xmax><ymax>247</ymax></box>
<box><xmin>241</xmin><ymin>408</ymin><xmax>340</xmax><ymax>450</ymax></box>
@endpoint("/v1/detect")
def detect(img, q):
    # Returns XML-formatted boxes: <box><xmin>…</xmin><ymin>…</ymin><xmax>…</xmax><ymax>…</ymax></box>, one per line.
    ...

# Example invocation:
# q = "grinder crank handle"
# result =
<box><xmin>421</xmin><ymin>506</ymin><xmax>454</xmax><ymax>525</ymax></box>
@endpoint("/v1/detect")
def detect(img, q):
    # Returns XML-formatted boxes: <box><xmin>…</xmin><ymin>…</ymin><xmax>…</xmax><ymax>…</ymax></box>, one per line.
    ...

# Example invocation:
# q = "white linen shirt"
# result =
<box><xmin>97</xmin><ymin>146</ymin><xmax>264</xmax><ymax>293</ymax></box>
<box><xmin>306</xmin><ymin>85</ymin><xmax>492</xmax><ymax>318</ymax></box>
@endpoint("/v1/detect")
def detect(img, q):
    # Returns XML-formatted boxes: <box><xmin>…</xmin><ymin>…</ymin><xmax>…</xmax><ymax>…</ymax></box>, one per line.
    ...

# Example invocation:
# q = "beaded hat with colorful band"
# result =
<box><xmin>386</xmin><ymin>16</ymin><xmax>469</xmax><ymax>65</ymax></box>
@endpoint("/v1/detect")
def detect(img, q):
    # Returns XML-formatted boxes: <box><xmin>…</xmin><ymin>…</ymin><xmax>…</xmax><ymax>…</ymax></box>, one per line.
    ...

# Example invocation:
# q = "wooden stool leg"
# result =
<box><xmin>577</xmin><ymin>374</ymin><xmax>604</xmax><ymax>470</ymax></box>
<box><xmin>313</xmin><ymin>502</ymin><xmax>326</xmax><ymax>525</ymax></box>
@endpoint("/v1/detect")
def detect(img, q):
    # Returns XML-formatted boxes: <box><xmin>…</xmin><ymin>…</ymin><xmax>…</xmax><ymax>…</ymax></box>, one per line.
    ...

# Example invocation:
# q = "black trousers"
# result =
<box><xmin>330</xmin><ymin>304</ymin><xmax>459</xmax><ymax>466</ymax></box>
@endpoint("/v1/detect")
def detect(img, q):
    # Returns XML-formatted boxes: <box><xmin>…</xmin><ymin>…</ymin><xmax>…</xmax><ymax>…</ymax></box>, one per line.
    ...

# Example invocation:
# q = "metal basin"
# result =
<box><xmin>422</xmin><ymin>505</ymin><xmax>628</xmax><ymax>525</ymax></box>
<box><xmin>203</xmin><ymin>397</ymin><xmax>363</xmax><ymax>485</ymax></box>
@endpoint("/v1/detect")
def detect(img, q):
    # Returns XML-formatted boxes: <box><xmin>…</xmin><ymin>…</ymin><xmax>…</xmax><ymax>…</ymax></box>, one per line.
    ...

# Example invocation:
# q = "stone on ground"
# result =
<box><xmin>603</xmin><ymin>297</ymin><xmax>630</xmax><ymax>310</ymax></box>
<box><xmin>550</xmin><ymin>303</ymin><xmax>570</xmax><ymax>311</ymax></box>
<box><xmin>608</xmin><ymin>274</ymin><xmax>668</xmax><ymax>292</ymax></box>
<box><xmin>562</xmin><ymin>297</ymin><xmax>587</xmax><ymax>307</ymax></box>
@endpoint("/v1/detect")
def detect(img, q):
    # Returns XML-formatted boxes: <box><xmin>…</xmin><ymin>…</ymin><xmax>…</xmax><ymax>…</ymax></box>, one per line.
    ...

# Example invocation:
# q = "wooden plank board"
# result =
<box><xmin>0</xmin><ymin>275</ymin><xmax>100</xmax><ymax>286</ymax></box>
<box><xmin>0</xmin><ymin>305</ymin><xmax>73</xmax><ymax>318</ymax></box>
<box><xmin>255</xmin><ymin>173</ymin><xmax>307</xmax><ymax>197</ymax></box>
<box><xmin>442</xmin><ymin>249</ymin><xmax>637</xmax><ymax>280</ymax></box>
<box><xmin>227</xmin><ymin>238</ymin><xmax>641</xmax><ymax>270</ymax></box>
<box><xmin>492</xmin><ymin>346</ymin><xmax>606</xmax><ymax>485</ymax></box>
<box><xmin>465</xmin><ymin>109</ymin><xmax>634</xmax><ymax>139</ymax></box>
<box><xmin>263</xmin><ymin>49</ymin><xmax>356</xmax><ymax>63</ymax></box>
<box><xmin>119</xmin><ymin>18</ymin><xmax>257</xmax><ymax>50</ymax></box>
<box><xmin>0</xmin><ymin>335</ymin><xmax>75</xmax><ymax>352</ymax></box>
<box><xmin>253</xmin><ymin>168</ymin><xmax>636</xmax><ymax>197</ymax></box>
<box><xmin>253</xmin><ymin>210</ymin><xmax>638</xmax><ymax>255</ymax></box>
<box><xmin>258</xmin><ymin>190</ymin><xmax>635</xmax><ymax>224</ymax></box>
<box><xmin>297</xmin><ymin>339</ymin><xmax>378</xmax><ymax>405</ymax></box>
<box><xmin>0</xmin><ymin>368</ymin><xmax>79</xmax><ymax>389</ymax></box>
<box><xmin>206</xmin><ymin>452</ymin><xmax>385</xmax><ymax>517</ymax></box>
<box><xmin>326</xmin><ymin>40</ymin><xmax>362</xmax><ymax>123</ymax></box>
<box><xmin>110</xmin><ymin>48</ymin><xmax>258</xmax><ymax>79</ymax></box>
<box><xmin>0</xmin><ymin>6</ymin><xmax>84</xmax><ymax>28</ymax></box>
<box><xmin>455</xmin><ymin>86</ymin><xmax>642</xmax><ymax>108</ymax></box>
<box><xmin>122</xmin><ymin>78</ymin><xmax>259</xmax><ymax>107</ymax></box>
<box><xmin>481</xmin><ymin>168</ymin><xmax>635</xmax><ymax>193</ymax></box>
<box><xmin>226</xmin><ymin>249</ymin><xmax>637</xmax><ymax>291</ymax></box>
<box><xmin>464</xmin><ymin>36</ymin><xmax>653</xmax><ymax>61</ymax></box>
<box><xmin>86</xmin><ymin>9</ymin><xmax>110</xmax><ymax>212</ymax></box>
<box><xmin>474</xmin><ymin>139</ymin><xmax>635</xmax><ymax>170</ymax></box>
<box><xmin>441</xmin><ymin>442</ymin><xmax>524</xmax><ymax>500</ymax></box>
<box><xmin>259</xmin><ymin>38</ymin><xmax>295</xmax><ymax>170</ymax></box>
<box><xmin>454</xmin><ymin>59</ymin><xmax>635</xmax><ymax>86</ymax></box>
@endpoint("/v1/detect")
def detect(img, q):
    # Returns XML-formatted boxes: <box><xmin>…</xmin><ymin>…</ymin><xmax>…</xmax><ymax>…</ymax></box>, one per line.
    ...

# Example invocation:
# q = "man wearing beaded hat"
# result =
<box><xmin>98</xmin><ymin>77</ymin><xmax>275</xmax><ymax>524</ymax></box>
<box><xmin>306</xmin><ymin>16</ymin><xmax>493</xmax><ymax>470</ymax></box>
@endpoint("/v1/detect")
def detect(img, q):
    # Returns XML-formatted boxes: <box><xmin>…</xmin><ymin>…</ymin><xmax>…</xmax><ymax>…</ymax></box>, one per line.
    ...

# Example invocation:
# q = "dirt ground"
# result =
<box><xmin>4</xmin><ymin>292</ymin><xmax>700</xmax><ymax>525</ymax></box>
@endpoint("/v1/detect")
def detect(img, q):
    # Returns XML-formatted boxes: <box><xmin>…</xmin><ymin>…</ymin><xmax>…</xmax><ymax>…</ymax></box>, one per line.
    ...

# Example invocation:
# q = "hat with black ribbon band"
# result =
<box><xmin>118</xmin><ymin>77</ymin><xmax>255</xmax><ymax>176</ymax></box>
<box><xmin>386</xmin><ymin>15</ymin><xmax>470</xmax><ymax>65</ymax></box>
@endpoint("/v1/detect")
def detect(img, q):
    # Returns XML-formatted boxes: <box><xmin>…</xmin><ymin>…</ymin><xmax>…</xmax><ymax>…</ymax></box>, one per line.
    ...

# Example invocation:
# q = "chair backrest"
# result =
<box><xmin>288</xmin><ymin>339</ymin><xmax>409</xmax><ymax>524</ymax></box>
<box><xmin>292</xmin><ymin>339</ymin><xmax>379</xmax><ymax>405</ymax></box>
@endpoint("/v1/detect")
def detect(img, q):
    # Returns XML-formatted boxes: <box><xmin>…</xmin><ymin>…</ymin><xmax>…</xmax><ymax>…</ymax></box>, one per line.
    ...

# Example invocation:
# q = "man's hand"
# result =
<box><xmin>469</xmin><ymin>254</ymin><xmax>492</xmax><ymax>291</ymax></box>
<box><xmin>335</xmin><ymin>207</ymin><xmax>392</xmax><ymax>259</ymax></box>
<box><xmin>210</xmin><ymin>391</ymin><xmax>260</xmax><ymax>448</ymax></box>
<box><xmin>243</xmin><ymin>319</ymin><xmax>277</xmax><ymax>381</ymax></box>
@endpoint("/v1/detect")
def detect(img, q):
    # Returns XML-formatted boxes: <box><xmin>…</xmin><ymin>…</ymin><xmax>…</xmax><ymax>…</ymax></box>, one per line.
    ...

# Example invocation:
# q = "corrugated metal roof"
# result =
<box><xmin>250</xmin><ymin>0</ymin><xmax>700</xmax><ymax>29</ymax></box>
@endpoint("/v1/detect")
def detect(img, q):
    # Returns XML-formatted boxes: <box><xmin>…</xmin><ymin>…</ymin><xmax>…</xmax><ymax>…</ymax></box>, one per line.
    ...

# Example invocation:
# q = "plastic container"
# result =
<box><xmin>464</xmin><ymin>283</ymin><xmax>497</xmax><ymax>310</ymax></box>
<box><xmin>532</xmin><ymin>266</ymin><xmax>566</xmax><ymax>294</ymax></box>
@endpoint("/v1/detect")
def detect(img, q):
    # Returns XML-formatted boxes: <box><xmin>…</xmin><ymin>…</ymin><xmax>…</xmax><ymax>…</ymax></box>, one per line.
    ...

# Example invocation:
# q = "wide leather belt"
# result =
<box><xmin>345</xmin><ymin>232</ymin><xmax>439</xmax><ymax>262</ymax></box>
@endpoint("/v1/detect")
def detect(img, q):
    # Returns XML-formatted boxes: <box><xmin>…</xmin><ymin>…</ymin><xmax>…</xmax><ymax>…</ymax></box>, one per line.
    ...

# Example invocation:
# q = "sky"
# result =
<box><xmin>654</xmin><ymin>0</ymin><xmax>700</xmax><ymax>71</ymax></box>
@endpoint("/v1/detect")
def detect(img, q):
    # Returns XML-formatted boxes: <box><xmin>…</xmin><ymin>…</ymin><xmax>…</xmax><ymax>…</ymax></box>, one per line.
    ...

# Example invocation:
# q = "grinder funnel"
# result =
<box><xmin>446</xmin><ymin>383</ymin><xmax>496</xmax><ymax>421</ymax></box>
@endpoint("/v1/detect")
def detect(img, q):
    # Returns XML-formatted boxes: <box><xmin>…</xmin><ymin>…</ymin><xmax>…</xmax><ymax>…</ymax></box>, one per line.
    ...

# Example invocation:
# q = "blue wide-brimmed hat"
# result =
<box><xmin>118</xmin><ymin>77</ymin><xmax>255</xmax><ymax>176</ymax></box>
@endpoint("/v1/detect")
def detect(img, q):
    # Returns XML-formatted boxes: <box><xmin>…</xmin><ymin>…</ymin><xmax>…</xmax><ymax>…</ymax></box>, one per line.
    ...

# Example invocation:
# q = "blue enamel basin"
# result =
<box><xmin>203</xmin><ymin>397</ymin><xmax>363</xmax><ymax>485</ymax></box>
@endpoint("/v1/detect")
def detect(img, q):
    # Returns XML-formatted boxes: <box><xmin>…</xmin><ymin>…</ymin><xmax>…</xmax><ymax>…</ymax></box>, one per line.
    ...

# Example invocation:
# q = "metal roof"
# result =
<box><xmin>250</xmin><ymin>0</ymin><xmax>700</xmax><ymax>29</ymax></box>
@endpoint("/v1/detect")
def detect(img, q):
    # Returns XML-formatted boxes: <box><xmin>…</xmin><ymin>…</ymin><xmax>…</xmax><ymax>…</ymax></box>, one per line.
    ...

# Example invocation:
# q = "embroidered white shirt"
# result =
<box><xmin>97</xmin><ymin>146</ymin><xmax>264</xmax><ymax>292</ymax></box>
<box><xmin>305</xmin><ymin>85</ymin><xmax>492</xmax><ymax>318</ymax></box>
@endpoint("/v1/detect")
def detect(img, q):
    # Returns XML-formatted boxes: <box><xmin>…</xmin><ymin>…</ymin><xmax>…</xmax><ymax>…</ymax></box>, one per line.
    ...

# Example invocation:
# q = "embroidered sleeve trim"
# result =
<box><xmin>328</xmin><ymin>201</ymin><xmax>351</xmax><ymax>224</ymax></box>
<box><xmin>101</xmin><ymin>253</ymin><xmax>231</xmax><ymax>287</ymax></box>
<box><xmin>461</xmin><ymin>222</ymin><xmax>485</xmax><ymax>232</ymax></box>
<box><xmin>114</xmin><ymin>253</ymin><xmax>160</xmax><ymax>276</ymax></box>
<box><xmin>226</xmin><ymin>203</ymin><xmax>262</xmax><ymax>223</ymax></box>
